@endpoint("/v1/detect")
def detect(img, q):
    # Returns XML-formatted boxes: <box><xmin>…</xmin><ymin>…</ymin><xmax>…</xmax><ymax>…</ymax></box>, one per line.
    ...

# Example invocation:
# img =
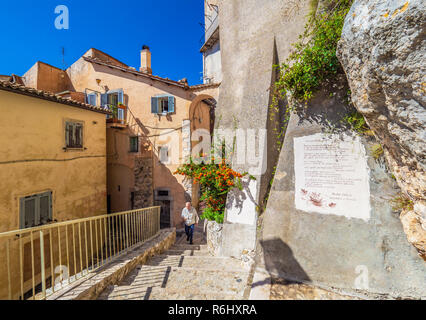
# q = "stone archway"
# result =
<box><xmin>189</xmin><ymin>94</ymin><xmax>217</xmax><ymax>136</ymax></box>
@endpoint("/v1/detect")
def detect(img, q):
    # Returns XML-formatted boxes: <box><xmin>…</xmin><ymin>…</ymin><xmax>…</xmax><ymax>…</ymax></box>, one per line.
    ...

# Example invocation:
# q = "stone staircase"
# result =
<box><xmin>98</xmin><ymin>230</ymin><xmax>252</xmax><ymax>300</ymax></box>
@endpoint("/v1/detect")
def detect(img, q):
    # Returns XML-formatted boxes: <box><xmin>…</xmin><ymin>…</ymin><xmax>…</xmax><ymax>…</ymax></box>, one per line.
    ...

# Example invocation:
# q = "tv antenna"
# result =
<box><xmin>61</xmin><ymin>47</ymin><xmax>66</xmax><ymax>69</ymax></box>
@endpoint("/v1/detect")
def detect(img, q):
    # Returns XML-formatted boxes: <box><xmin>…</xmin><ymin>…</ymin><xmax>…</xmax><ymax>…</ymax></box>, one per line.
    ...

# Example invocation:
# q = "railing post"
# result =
<box><xmin>19</xmin><ymin>236</ymin><xmax>24</xmax><ymax>299</ymax></box>
<box><xmin>72</xmin><ymin>224</ymin><xmax>77</xmax><ymax>279</ymax></box>
<box><xmin>78</xmin><ymin>222</ymin><xmax>83</xmax><ymax>275</ymax></box>
<box><xmin>30</xmin><ymin>231</ymin><xmax>35</xmax><ymax>300</ymax></box>
<box><xmin>84</xmin><ymin>222</ymin><xmax>88</xmax><ymax>275</ymax></box>
<box><xmin>6</xmin><ymin>239</ymin><xmax>11</xmax><ymax>300</ymax></box>
<box><xmin>90</xmin><ymin>221</ymin><xmax>94</xmax><ymax>271</ymax></box>
<box><xmin>58</xmin><ymin>227</ymin><xmax>62</xmax><ymax>287</ymax></box>
<box><xmin>125</xmin><ymin>214</ymin><xmax>129</xmax><ymax>250</ymax></box>
<box><xmin>40</xmin><ymin>230</ymin><xmax>46</xmax><ymax>300</ymax></box>
<box><xmin>49</xmin><ymin>230</ymin><xmax>54</xmax><ymax>293</ymax></box>
<box><xmin>157</xmin><ymin>206</ymin><xmax>160</xmax><ymax>232</ymax></box>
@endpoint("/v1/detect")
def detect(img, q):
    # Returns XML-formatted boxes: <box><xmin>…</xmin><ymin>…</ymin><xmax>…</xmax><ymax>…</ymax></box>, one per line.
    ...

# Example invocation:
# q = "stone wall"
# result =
<box><xmin>337</xmin><ymin>0</ymin><xmax>426</xmax><ymax>258</ymax></box>
<box><xmin>206</xmin><ymin>220</ymin><xmax>223</xmax><ymax>256</ymax></box>
<box><xmin>260</xmin><ymin>85</ymin><xmax>426</xmax><ymax>298</ymax></box>
<box><xmin>216</xmin><ymin>0</ymin><xmax>312</xmax><ymax>258</ymax></box>
<box><xmin>134</xmin><ymin>156</ymin><xmax>154</xmax><ymax>208</ymax></box>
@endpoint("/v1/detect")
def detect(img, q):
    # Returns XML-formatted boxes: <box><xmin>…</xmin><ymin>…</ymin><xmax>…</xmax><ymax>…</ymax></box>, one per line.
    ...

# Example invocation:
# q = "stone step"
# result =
<box><xmin>147</xmin><ymin>255</ymin><xmax>248</xmax><ymax>272</ymax></box>
<box><xmin>175</xmin><ymin>235</ymin><xmax>206</xmax><ymax>245</ymax></box>
<box><xmin>99</xmin><ymin>266</ymin><xmax>250</xmax><ymax>300</ymax></box>
<box><xmin>99</xmin><ymin>286</ymin><xmax>241</xmax><ymax>300</ymax></box>
<box><xmin>171</xmin><ymin>244</ymin><xmax>208</xmax><ymax>251</ymax></box>
<box><xmin>164</xmin><ymin>249</ymin><xmax>212</xmax><ymax>257</ymax></box>
<box><xmin>148</xmin><ymin>287</ymin><xmax>241</xmax><ymax>300</ymax></box>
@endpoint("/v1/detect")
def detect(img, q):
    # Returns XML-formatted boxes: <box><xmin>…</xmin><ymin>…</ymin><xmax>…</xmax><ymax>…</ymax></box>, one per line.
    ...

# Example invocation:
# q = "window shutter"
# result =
<box><xmin>87</xmin><ymin>93</ymin><xmax>97</xmax><ymax>106</ymax></box>
<box><xmin>75</xmin><ymin>123</ymin><xmax>83</xmax><ymax>148</ymax></box>
<box><xmin>66</xmin><ymin>122</ymin><xmax>75</xmax><ymax>148</ymax></box>
<box><xmin>160</xmin><ymin>146</ymin><xmax>169</xmax><ymax>163</ymax></box>
<box><xmin>168</xmin><ymin>96</ymin><xmax>175</xmax><ymax>113</ymax></box>
<box><xmin>151</xmin><ymin>97</ymin><xmax>158</xmax><ymax>114</ymax></box>
<box><xmin>65</xmin><ymin>122</ymin><xmax>70</xmax><ymax>147</ymax></box>
<box><xmin>101</xmin><ymin>94</ymin><xmax>108</xmax><ymax>108</ymax></box>
<box><xmin>39</xmin><ymin>192</ymin><xmax>52</xmax><ymax>224</ymax></box>
<box><xmin>117</xmin><ymin>89</ymin><xmax>124</xmax><ymax>104</ymax></box>
<box><xmin>20</xmin><ymin>197</ymin><xmax>36</xmax><ymax>229</ymax></box>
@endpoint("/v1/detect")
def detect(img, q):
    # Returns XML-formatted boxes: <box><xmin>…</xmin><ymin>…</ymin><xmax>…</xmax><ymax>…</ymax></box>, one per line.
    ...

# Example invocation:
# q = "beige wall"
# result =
<box><xmin>107</xmin><ymin>126</ymin><xmax>136</xmax><ymax>213</ymax></box>
<box><xmin>0</xmin><ymin>90</ymin><xmax>108</xmax><ymax>232</ymax></box>
<box><xmin>0</xmin><ymin>90</ymin><xmax>108</xmax><ymax>299</ymax></box>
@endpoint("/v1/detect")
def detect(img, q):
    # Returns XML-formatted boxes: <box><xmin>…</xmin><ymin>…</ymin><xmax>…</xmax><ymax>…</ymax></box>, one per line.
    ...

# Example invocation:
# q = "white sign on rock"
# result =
<box><xmin>294</xmin><ymin>133</ymin><xmax>371</xmax><ymax>221</ymax></box>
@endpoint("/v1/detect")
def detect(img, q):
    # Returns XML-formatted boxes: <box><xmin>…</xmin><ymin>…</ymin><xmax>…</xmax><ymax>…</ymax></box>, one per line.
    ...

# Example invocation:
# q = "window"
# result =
<box><xmin>65</xmin><ymin>121</ymin><xmax>84</xmax><ymax>149</ymax></box>
<box><xmin>20</xmin><ymin>192</ymin><xmax>52</xmax><ymax>229</ymax></box>
<box><xmin>101</xmin><ymin>89</ymin><xmax>123</xmax><ymax>108</ymax></box>
<box><xmin>130</xmin><ymin>136</ymin><xmax>139</xmax><ymax>153</ymax></box>
<box><xmin>101</xmin><ymin>89</ymin><xmax>125</xmax><ymax>122</ymax></box>
<box><xmin>151</xmin><ymin>95</ymin><xmax>175</xmax><ymax>114</ymax></box>
<box><xmin>159</xmin><ymin>146</ymin><xmax>169</xmax><ymax>164</ymax></box>
<box><xmin>158</xmin><ymin>190</ymin><xmax>169</xmax><ymax>197</ymax></box>
<box><xmin>86</xmin><ymin>93</ymin><xmax>97</xmax><ymax>106</ymax></box>
<box><xmin>159</xmin><ymin>97</ymin><xmax>169</xmax><ymax>113</ymax></box>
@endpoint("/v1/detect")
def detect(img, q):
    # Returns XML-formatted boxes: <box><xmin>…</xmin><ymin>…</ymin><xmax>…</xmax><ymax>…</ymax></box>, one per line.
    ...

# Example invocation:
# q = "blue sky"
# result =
<box><xmin>0</xmin><ymin>0</ymin><xmax>206</xmax><ymax>85</ymax></box>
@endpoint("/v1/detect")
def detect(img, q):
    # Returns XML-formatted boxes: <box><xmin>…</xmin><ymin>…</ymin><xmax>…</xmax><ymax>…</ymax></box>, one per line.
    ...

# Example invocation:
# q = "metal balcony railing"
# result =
<box><xmin>0</xmin><ymin>206</ymin><xmax>160</xmax><ymax>300</ymax></box>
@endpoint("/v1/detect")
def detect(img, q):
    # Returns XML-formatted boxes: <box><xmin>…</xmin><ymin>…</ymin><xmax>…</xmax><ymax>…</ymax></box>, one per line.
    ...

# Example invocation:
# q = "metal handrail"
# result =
<box><xmin>0</xmin><ymin>206</ymin><xmax>161</xmax><ymax>300</ymax></box>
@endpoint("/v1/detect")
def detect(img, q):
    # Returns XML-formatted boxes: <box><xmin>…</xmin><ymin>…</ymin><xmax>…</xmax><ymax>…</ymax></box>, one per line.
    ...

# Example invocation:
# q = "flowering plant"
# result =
<box><xmin>174</xmin><ymin>157</ymin><xmax>249</xmax><ymax>223</ymax></box>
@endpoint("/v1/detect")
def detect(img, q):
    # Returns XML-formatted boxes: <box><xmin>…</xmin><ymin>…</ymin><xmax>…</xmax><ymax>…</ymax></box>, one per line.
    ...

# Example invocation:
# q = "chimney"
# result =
<box><xmin>140</xmin><ymin>45</ymin><xmax>152</xmax><ymax>74</ymax></box>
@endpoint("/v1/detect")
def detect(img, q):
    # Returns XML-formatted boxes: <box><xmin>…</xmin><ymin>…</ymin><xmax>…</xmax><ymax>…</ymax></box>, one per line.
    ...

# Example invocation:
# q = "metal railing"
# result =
<box><xmin>0</xmin><ymin>207</ymin><xmax>160</xmax><ymax>300</ymax></box>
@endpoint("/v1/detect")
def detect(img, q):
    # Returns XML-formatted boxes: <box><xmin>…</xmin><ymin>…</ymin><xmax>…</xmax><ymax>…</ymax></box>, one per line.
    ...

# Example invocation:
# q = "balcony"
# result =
<box><xmin>200</xmin><ymin>15</ymin><xmax>219</xmax><ymax>53</ymax></box>
<box><xmin>106</xmin><ymin>104</ymin><xmax>127</xmax><ymax>129</ymax></box>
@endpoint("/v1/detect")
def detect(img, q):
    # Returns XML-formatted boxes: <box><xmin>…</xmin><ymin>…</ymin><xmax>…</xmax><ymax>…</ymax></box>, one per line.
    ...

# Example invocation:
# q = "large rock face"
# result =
<box><xmin>337</xmin><ymin>0</ymin><xmax>426</xmax><ymax>258</ymax></box>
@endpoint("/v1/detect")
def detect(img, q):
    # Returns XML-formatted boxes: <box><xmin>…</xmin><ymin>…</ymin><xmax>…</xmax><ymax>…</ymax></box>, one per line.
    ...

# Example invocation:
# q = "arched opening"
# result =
<box><xmin>188</xmin><ymin>94</ymin><xmax>217</xmax><ymax>211</ymax></box>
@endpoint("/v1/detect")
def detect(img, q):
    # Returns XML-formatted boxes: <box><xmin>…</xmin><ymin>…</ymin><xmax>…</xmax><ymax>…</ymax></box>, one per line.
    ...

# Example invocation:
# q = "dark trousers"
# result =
<box><xmin>185</xmin><ymin>224</ymin><xmax>195</xmax><ymax>243</ymax></box>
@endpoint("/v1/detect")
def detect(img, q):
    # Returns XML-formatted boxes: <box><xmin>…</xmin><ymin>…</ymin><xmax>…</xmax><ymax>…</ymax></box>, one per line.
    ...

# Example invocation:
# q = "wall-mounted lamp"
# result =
<box><xmin>96</xmin><ymin>79</ymin><xmax>102</xmax><ymax>85</ymax></box>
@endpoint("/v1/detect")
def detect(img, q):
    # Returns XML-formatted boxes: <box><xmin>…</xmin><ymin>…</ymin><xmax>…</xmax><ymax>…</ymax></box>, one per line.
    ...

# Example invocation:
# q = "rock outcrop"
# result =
<box><xmin>337</xmin><ymin>0</ymin><xmax>426</xmax><ymax>258</ymax></box>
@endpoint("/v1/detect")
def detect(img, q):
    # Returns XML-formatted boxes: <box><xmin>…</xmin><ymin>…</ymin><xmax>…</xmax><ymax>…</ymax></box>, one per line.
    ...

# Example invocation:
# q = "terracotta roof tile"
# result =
<box><xmin>189</xmin><ymin>82</ymin><xmax>221</xmax><ymax>90</ymax></box>
<box><xmin>0</xmin><ymin>80</ymin><xmax>111</xmax><ymax>115</ymax></box>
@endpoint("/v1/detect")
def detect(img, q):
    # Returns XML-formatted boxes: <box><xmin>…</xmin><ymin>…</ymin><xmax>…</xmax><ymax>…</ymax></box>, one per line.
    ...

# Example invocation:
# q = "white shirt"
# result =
<box><xmin>181</xmin><ymin>207</ymin><xmax>199</xmax><ymax>226</ymax></box>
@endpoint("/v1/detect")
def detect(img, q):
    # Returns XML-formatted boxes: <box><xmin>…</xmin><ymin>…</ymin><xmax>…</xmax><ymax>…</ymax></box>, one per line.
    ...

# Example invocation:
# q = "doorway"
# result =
<box><xmin>154</xmin><ymin>188</ymin><xmax>172</xmax><ymax>229</ymax></box>
<box><xmin>155</xmin><ymin>200</ymin><xmax>171</xmax><ymax>229</ymax></box>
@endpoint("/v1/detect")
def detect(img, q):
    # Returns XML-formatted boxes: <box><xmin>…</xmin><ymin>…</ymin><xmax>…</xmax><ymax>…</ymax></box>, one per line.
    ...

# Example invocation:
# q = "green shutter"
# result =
<box><xmin>75</xmin><ymin>123</ymin><xmax>83</xmax><ymax>148</ymax></box>
<box><xmin>20</xmin><ymin>197</ymin><xmax>36</xmax><ymax>229</ymax></box>
<box><xmin>66</xmin><ymin>122</ymin><xmax>74</xmax><ymax>148</ymax></box>
<box><xmin>19</xmin><ymin>192</ymin><xmax>52</xmax><ymax>229</ymax></box>
<box><xmin>39</xmin><ymin>192</ymin><xmax>52</xmax><ymax>224</ymax></box>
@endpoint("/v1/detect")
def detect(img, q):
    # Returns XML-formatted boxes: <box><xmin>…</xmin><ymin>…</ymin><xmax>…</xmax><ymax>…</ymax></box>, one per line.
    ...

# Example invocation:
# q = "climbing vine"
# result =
<box><xmin>273</xmin><ymin>0</ymin><xmax>353</xmax><ymax>103</ymax></box>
